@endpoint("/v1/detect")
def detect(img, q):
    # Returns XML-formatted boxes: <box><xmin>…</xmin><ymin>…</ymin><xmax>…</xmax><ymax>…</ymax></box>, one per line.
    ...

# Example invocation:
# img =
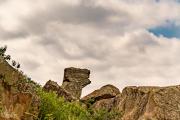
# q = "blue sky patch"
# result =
<box><xmin>148</xmin><ymin>22</ymin><xmax>180</xmax><ymax>39</ymax></box>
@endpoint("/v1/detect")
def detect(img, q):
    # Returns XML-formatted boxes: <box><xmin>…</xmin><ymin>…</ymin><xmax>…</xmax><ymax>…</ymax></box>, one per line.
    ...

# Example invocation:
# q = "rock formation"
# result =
<box><xmin>82</xmin><ymin>84</ymin><xmax>120</xmax><ymax>101</ymax></box>
<box><xmin>81</xmin><ymin>84</ymin><xmax>120</xmax><ymax>111</ymax></box>
<box><xmin>115</xmin><ymin>86</ymin><xmax>180</xmax><ymax>120</ymax></box>
<box><xmin>61</xmin><ymin>67</ymin><xmax>91</xmax><ymax>99</ymax></box>
<box><xmin>37</xmin><ymin>67</ymin><xmax>180</xmax><ymax>119</ymax></box>
<box><xmin>43</xmin><ymin>80</ymin><xmax>59</xmax><ymax>92</ymax></box>
<box><xmin>81</xmin><ymin>83</ymin><xmax>180</xmax><ymax>120</ymax></box>
<box><xmin>43</xmin><ymin>80</ymin><xmax>75</xmax><ymax>101</ymax></box>
<box><xmin>0</xmin><ymin>57</ymin><xmax>40</xmax><ymax>120</ymax></box>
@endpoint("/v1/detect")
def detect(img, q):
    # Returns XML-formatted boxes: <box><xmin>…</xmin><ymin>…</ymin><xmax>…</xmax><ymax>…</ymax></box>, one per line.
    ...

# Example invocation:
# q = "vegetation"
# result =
<box><xmin>37</xmin><ymin>89</ymin><xmax>91</xmax><ymax>120</ymax></box>
<box><xmin>0</xmin><ymin>45</ymin><xmax>20</xmax><ymax>69</ymax></box>
<box><xmin>0</xmin><ymin>45</ymin><xmax>7</xmax><ymax>57</ymax></box>
<box><xmin>37</xmin><ymin>89</ymin><xmax>121</xmax><ymax>120</ymax></box>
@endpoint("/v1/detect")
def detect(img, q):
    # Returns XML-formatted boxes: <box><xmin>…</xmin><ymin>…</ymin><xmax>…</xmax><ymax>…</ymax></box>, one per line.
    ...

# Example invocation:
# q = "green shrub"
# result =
<box><xmin>37</xmin><ymin>89</ymin><xmax>91</xmax><ymax>120</ymax></box>
<box><xmin>37</xmin><ymin>89</ymin><xmax>122</xmax><ymax>120</ymax></box>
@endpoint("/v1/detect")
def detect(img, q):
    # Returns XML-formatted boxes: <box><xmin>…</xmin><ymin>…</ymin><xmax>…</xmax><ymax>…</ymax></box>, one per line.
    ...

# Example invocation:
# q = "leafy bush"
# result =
<box><xmin>37</xmin><ymin>89</ymin><xmax>91</xmax><ymax>120</ymax></box>
<box><xmin>0</xmin><ymin>45</ymin><xmax>7</xmax><ymax>57</ymax></box>
<box><xmin>37</xmin><ymin>89</ymin><xmax>122</xmax><ymax>120</ymax></box>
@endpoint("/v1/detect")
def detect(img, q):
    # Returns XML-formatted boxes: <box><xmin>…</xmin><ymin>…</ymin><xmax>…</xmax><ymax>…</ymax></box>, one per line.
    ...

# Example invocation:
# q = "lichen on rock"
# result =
<box><xmin>61</xmin><ymin>67</ymin><xmax>91</xmax><ymax>99</ymax></box>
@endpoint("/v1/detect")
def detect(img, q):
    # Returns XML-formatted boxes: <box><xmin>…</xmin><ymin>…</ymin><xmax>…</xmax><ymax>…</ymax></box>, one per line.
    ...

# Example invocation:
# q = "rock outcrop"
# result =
<box><xmin>0</xmin><ymin>57</ymin><xmax>40</xmax><ymax>120</ymax></box>
<box><xmin>43</xmin><ymin>80</ymin><xmax>75</xmax><ymax>101</ymax></box>
<box><xmin>62</xmin><ymin>67</ymin><xmax>91</xmax><ymax>99</ymax></box>
<box><xmin>81</xmin><ymin>84</ymin><xmax>180</xmax><ymax>120</ymax></box>
<box><xmin>82</xmin><ymin>84</ymin><xmax>120</xmax><ymax>101</ymax></box>
<box><xmin>115</xmin><ymin>86</ymin><xmax>180</xmax><ymax>120</ymax></box>
<box><xmin>43</xmin><ymin>80</ymin><xmax>59</xmax><ymax>92</ymax></box>
<box><xmin>81</xmin><ymin>84</ymin><xmax>120</xmax><ymax>111</ymax></box>
<box><xmin>92</xmin><ymin>98</ymin><xmax>116</xmax><ymax>111</ymax></box>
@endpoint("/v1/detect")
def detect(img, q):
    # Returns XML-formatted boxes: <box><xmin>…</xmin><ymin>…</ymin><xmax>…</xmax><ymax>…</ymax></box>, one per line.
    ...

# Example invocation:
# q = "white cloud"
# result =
<box><xmin>0</xmin><ymin>0</ymin><xmax>180</xmax><ymax>96</ymax></box>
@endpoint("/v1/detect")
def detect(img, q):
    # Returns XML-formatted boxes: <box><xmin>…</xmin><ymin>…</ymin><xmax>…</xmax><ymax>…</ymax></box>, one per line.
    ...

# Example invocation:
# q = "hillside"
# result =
<box><xmin>1</xmin><ymin>48</ymin><xmax>180</xmax><ymax>120</ymax></box>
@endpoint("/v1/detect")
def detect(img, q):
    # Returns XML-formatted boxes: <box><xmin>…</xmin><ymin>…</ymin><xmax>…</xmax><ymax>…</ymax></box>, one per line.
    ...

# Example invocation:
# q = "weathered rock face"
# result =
<box><xmin>116</xmin><ymin>86</ymin><xmax>180</xmax><ymax>120</ymax></box>
<box><xmin>43</xmin><ymin>80</ymin><xmax>75</xmax><ymax>101</ymax></box>
<box><xmin>81</xmin><ymin>84</ymin><xmax>120</xmax><ymax>111</ymax></box>
<box><xmin>82</xmin><ymin>84</ymin><xmax>120</xmax><ymax>102</ymax></box>
<box><xmin>0</xmin><ymin>57</ymin><xmax>40</xmax><ymax>120</ymax></box>
<box><xmin>92</xmin><ymin>98</ymin><xmax>116</xmax><ymax>111</ymax></box>
<box><xmin>62</xmin><ymin>67</ymin><xmax>91</xmax><ymax>99</ymax></box>
<box><xmin>43</xmin><ymin>80</ymin><xmax>59</xmax><ymax>92</ymax></box>
<box><xmin>82</xmin><ymin>84</ymin><xmax>180</xmax><ymax>120</ymax></box>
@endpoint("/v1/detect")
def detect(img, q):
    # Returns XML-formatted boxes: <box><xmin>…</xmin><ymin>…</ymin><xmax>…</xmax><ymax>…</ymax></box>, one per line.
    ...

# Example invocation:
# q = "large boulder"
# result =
<box><xmin>61</xmin><ymin>67</ymin><xmax>91</xmax><ymax>99</ymax></box>
<box><xmin>81</xmin><ymin>84</ymin><xmax>120</xmax><ymax>110</ymax></box>
<box><xmin>43</xmin><ymin>80</ymin><xmax>75</xmax><ymax>101</ymax></box>
<box><xmin>115</xmin><ymin>86</ymin><xmax>180</xmax><ymax>120</ymax></box>
<box><xmin>82</xmin><ymin>84</ymin><xmax>120</xmax><ymax>102</ymax></box>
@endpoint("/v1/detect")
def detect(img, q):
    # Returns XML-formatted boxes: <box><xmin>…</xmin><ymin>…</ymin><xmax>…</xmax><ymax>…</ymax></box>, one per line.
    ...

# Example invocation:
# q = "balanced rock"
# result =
<box><xmin>43</xmin><ymin>80</ymin><xmax>75</xmax><ymax>101</ymax></box>
<box><xmin>61</xmin><ymin>67</ymin><xmax>91</xmax><ymax>99</ymax></box>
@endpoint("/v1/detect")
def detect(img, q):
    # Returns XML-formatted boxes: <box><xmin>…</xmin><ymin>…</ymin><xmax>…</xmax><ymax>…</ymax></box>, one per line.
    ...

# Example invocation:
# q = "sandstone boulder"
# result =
<box><xmin>61</xmin><ymin>67</ymin><xmax>91</xmax><ymax>99</ymax></box>
<box><xmin>82</xmin><ymin>84</ymin><xmax>120</xmax><ymax>102</ymax></box>
<box><xmin>81</xmin><ymin>84</ymin><xmax>120</xmax><ymax>111</ymax></box>
<box><xmin>43</xmin><ymin>80</ymin><xmax>75</xmax><ymax>101</ymax></box>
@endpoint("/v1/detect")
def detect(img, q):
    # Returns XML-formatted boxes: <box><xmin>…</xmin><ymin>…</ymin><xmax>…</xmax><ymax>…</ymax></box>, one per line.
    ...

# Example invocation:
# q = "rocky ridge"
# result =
<box><xmin>43</xmin><ymin>67</ymin><xmax>180</xmax><ymax>120</ymax></box>
<box><xmin>1</xmin><ymin>55</ymin><xmax>180</xmax><ymax>120</ymax></box>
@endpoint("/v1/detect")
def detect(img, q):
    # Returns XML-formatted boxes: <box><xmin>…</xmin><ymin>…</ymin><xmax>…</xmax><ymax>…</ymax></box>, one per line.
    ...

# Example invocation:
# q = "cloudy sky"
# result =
<box><xmin>0</xmin><ymin>0</ymin><xmax>180</xmax><ymax>96</ymax></box>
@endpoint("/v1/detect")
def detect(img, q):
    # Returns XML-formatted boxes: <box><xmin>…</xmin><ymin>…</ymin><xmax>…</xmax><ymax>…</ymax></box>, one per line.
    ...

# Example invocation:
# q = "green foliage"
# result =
<box><xmin>0</xmin><ymin>45</ymin><xmax>21</xmax><ymax>69</ymax></box>
<box><xmin>37</xmin><ymin>89</ymin><xmax>122</xmax><ymax>120</ymax></box>
<box><xmin>0</xmin><ymin>45</ymin><xmax>11</xmax><ymax>61</ymax></box>
<box><xmin>86</xmin><ymin>98</ymin><xmax>96</xmax><ymax>108</ymax></box>
<box><xmin>37</xmin><ymin>89</ymin><xmax>91</xmax><ymax>120</ymax></box>
<box><xmin>0</xmin><ymin>45</ymin><xmax>7</xmax><ymax>57</ymax></box>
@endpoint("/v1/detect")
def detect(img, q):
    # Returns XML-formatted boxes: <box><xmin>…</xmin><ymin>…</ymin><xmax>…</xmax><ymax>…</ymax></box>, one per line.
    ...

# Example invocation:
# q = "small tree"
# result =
<box><xmin>17</xmin><ymin>63</ymin><xmax>20</xmax><ymax>69</ymax></box>
<box><xmin>0</xmin><ymin>45</ymin><xmax>7</xmax><ymax>57</ymax></box>
<box><xmin>12</xmin><ymin>60</ymin><xmax>16</xmax><ymax>67</ymax></box>
<box><xmin>4</xmin><ymin>55</ymin><xmax>11</xmax><ymax>61</ymax></box>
